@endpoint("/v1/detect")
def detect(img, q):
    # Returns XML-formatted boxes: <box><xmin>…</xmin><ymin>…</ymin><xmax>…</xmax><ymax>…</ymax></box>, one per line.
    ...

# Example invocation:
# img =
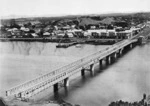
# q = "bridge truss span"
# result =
<box><xmin>5</xmin><ymin>33</ymin><xmax>141</xmax><ymax>99</ymax></box>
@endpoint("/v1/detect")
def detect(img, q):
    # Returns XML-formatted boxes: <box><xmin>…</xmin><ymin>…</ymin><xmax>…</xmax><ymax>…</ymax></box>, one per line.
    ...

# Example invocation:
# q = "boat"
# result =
<box><xmin>56</xmin><ymin>43</ymin><xmax>68</xmax><ymax>48</ymax></box>
<box><xmin>76</xmin><ymin>44</ymin><xmax>82</xmax><ymax>48</ymax></box>
<box><xmin>56</xmin><ymin>42</ymin><xmax>78</xmax><ymax>48</ymax></box>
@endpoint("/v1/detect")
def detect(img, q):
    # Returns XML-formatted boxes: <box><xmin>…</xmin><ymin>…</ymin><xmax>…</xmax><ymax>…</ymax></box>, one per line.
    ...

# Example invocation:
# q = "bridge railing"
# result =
<box><xmin>6</xmin><ymin>45</ymin><xmax>112</xmax><ymax>97</ymax></box>
<box><xmin>6</xmin><ymin>34</ymin><xmax>138</xmax><ymax>97</ymax></box>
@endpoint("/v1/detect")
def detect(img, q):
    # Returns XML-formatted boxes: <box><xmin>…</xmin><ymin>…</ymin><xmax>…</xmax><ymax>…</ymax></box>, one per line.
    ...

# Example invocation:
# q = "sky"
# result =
<box><xmin>0</xmin><ymin>0</ymin><xmax>150</xmax><ymax>18</ymax></box>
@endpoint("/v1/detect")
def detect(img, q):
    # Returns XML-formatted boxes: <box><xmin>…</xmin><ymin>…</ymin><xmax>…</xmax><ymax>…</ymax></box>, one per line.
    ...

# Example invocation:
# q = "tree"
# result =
<box><xmin>63</xmin><ymin>33</ymin><xmax>69</xmax><ymax>38</ymax></box>
<box><xmin>9</xmin><ymin>19</ymin><xmax>20</xmax><ymax>29</ymax></box>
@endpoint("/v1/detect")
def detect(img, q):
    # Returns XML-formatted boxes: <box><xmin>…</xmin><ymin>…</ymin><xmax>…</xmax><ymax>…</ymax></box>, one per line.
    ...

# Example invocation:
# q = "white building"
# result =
<box><xmin>116</xmin><ymin>30</ymin><xmax>132</xmax><ymax>39</ymax></box>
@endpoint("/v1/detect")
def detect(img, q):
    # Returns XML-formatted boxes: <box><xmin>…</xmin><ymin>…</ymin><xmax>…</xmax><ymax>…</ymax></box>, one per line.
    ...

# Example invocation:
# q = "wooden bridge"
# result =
<box><xmin>5</xmin><ymin>28</ymin><xmax>149</xmax><ymax>100</ymax></box>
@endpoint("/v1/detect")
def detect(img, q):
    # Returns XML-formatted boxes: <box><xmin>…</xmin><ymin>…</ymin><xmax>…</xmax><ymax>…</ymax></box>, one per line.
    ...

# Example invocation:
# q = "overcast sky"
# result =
<box><xmin>0</xmin><ymin>0</ymin><xmax>150</xmax><ymax>18</ymax></box>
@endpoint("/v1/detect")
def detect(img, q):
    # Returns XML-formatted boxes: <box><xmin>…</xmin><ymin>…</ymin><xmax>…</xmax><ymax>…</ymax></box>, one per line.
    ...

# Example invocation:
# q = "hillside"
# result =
<box><xmin>1</xmin><ymin>12</ymin><xmax>150</xmax><ymax>26</ymax></box>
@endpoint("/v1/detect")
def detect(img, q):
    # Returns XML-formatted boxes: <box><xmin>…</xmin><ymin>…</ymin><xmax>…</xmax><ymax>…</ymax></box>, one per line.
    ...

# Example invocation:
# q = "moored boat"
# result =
<box><xmin>76</xmin><ymin>44</ymin><xmax>82</xmax><ymax>48</ymax></box>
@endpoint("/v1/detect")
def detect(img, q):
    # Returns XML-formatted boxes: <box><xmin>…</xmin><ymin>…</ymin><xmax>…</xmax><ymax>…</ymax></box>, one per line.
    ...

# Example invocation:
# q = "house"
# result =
<box><xmin>31</xmin><ymin>33</ymin><xmax>39</xmax><ymax>38</ymax></box>
<box><xmin>90</xmin><ymin>26</ymin><xmax>96</xmax><ymax>29</ymax></box>
<box><xmin>66</xmin><ymin>29</ymin><xmax>83</xmax><ymax>37</ymax></box>
<box><xmin>107</xmin><ymin>30</ymin><xmax>116</xmax><ymax>38</ymax></box>
<box><xmin>71</xmin><ymin>25</ymin><xmax>76</xmax><ymax>29</ymax></box>
<box><xmin>66</xmin><ymin>32</ymin><xmax>74</xmax><ymax>38</ymax></box>
<box><xmin>62</xmin><ymin>25</ymin><xmax>71</xmax><ymax>30</ymax></box>
<box><xmin>115</xmin><ymin>27</ymin><xmax>124</xmax><ymax>32</ymax></box>
<box><xmin>99</xmin><ymin>29</ymin><xmax>109</xmax><ymax>38</ymax></box>
<box><xmin>12</xmin><ymin>28</ymin><xmax>19</xmax><ymax>32</ymax></box>
<box><xmin>101</xmin><ymin>32</ymin><xmax>108</xmax><ymax>38</ymax></box>
<box><xmin>43</xmin><ymin>32</ymin><xmax>51</xmax><ymax>37</ymax></box>
<box><xmin>34</xmin><ymin>28</ymin><xmax>41</xmax><ymax>34</ymax></box>
<box><xmin>74</xmin><ymin>30</ymin><xmax>84</xmax><ymax>38</ymax></box>
<box><xmin>87</xmin><ymin>29</ymin><xmax>101</xmax><ymax>35</ymax></box>
<box><xmin>116</xmin><ymin>30</ymin><xmax>132</xmax><ymax>39</ymax></box>
<box><xmin>54</xmin><ymin>26</ymin><xmax>58</xmax><ymax>30</ymax></box>
<box><xmin>99</xmin><ymin>25</ymin><xmax>106</xmax><ymax>29</ymax></box>
<box><xmin>20</xmin><ymin>27</ymin><xmax>30</xmax><ymax>32</ymax></box>
<box><xmin>7</xmin><ymin>28</ymin><xmax>13</xmax><ymax>32</ymax></box>
<box><xmin>12</xmin><ymin>30</ymin><xmax>22</xmax><ymax>38</ymax></box>
<box><xmin>87</xmin><ymin>29</ymin><xmax>112</xmax><ymax>38</ymax></box>
<box><xmin>55</xmin><ymin>30</ymin><xmax>64</xmax><ymax>34</ymax></box>
<box><xmin>91</xmin><ymin>32</ymin><xmax>99</xmax><ymax>38</ymax></box>
<box><xmin>57</xmin><ymin>32</ymin><xmax>65</xmax><ymax>38</ymax></box>
<box><xmin>30</xmin><ymin>20</ymin><xmax>41</xmax><ymax>25</ymax></box>
<box><xmin>44</xmin><ymin>25</ymin><xmax>54</xmax><ymax>32</ymax></box>
<box><xmin>84</xmin><ymin>31</ymin><xmax>91</xmax><ymax>38</ymax></box>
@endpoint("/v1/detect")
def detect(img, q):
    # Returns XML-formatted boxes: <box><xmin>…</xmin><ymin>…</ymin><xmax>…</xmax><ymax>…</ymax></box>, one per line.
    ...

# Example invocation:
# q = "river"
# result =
<box><xmin>0</xmin><ymin>41</ymin><xmax>150</xmax><ymax>106</ymax></box>
<box><xmin>0</xmin><ymin>42</ymin><xmax>108</xmax><ymax>96</ymax></box>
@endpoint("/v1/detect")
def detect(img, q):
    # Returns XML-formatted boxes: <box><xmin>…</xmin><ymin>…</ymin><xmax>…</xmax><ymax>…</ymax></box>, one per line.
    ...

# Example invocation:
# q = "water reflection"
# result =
<box><xmin>0</xmin><ymin>41</ymin><xmax>108</xmax><ymax>97</ymax></box>
<box><xmin>48</xmin><ymin>42</ymin><xmax>150</xmax><ymax>106</ymax></box>
<box><xmin>0</xmin><ymin>41</ymin><xmax>149</xmax><ymax>106</ymax></box>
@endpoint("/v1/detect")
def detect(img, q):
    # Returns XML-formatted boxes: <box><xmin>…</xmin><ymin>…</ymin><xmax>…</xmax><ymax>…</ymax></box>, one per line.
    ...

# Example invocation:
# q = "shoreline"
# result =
<box><xmin>1</xmin><ymin>97</ymin><xmax>80</xmax><ymax>106</ymax></box>
<box><xmin>0</xmin><ymin>38</ymin><xmax>121</xmax><ymax>45</ymax></box>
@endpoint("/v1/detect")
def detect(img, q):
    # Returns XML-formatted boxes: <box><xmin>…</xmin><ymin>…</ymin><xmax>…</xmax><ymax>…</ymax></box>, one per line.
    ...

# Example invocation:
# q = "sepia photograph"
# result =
<box><xmin>0</xmin><ymin>0</ymin><xmax>150</xmax><ymax>106</ymax></box>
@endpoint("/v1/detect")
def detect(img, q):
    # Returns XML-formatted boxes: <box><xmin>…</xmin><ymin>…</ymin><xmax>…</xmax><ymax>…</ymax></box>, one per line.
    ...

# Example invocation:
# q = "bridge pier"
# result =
<box><xmin>120</xmin><ymin>49</ymin><xmax>122</xmax><ymax>55</ymax></box>
<box><xmin>118</xmin><ymin>48</ymin><xmax>123</xmax><ymax>57</ymax></box>
<box><xmin>64</xmin><ymin>77</ymin><xmax>69</xmax><ymax>87</ymax></box>
<box><xmin>130</xmin><ymin>44</ymin><xmax>133</xmax><ymax>49</ymax></box>
<box><xmin>53</xmin><ymin>83</ymin><xmax>58</xmax><ymax>92</ymax></box>
<box><xmin>81</xmin><ymin>68</ymin><xmax>85</xmax><ymax>76</ymax></box>
<box><xmin>6</xmin><ymin>91</ymin><xmax>8</xmax><ymax>96</ymax></box>
<box><xmin>106</xmin><ymin>56</ymin><xmax>111</xmax><ymax>65</ymax></box>
<box><xmin>110</xmin><ymin>54</ymin><xmax>114</xmax><ymax>63</ymax></box>
<box><xmin>81</xmin><ymin>63</ymin><xmax>95</xmax><ymax>76</ymax></box>
<box><xmin>111</xmin><ymin>53</ymin><xmax>117</xmax><ymax>63</ymax></box>
<box><xmin>90</xmin><ymin>64</ymin><xmax>95</xmax><ymax>75</ymax></box>
<box><xmin>6</xmin><ymin>35</ymin><xmax>140</xmax><ymax>99</ymax></box>
<box><xmin>114</xmin><ymin>52</ymin><xmax>117</xmax><ymax>59</ymax></box>
<box><xmin>99</xmin><ymin>59</ymin><xmax>103</xmax><ymax>70</ymax></box>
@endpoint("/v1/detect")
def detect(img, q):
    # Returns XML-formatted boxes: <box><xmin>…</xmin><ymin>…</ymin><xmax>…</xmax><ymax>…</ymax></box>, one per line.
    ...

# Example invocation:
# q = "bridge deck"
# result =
<box><xmin>5</xmin><ymin>27</ymin><xmax>150</xmax><ymax>99</ymax></box>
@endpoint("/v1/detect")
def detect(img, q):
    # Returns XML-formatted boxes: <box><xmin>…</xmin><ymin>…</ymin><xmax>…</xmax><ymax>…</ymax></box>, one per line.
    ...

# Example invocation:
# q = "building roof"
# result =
<box><xmin>87</xmin><ymin>29</ymin><xmax>101</xmax><ymax>33</ymax></box>
<box><xmin>57</xmin><ymin>33</ymin><xmax>65</xmax><ymax>36</ymax></box>
<box><xmin>20</xmin><ymin>27</ymin><xmax>30</xmax><ymax>32</ymax></box>
<box><xmin>66</xmin><ymin>32</ymin><xmax>74</xmax><ymax>37</ymax></box>
<box><xmin>43</xmin><ymin>32</ymin><xmax>50</xmax><ymax>35</ymax></box>
<box><xmin>87</xmin><ymin>29</ymin><xmax>110</xmax><ymax>33</ymax></box>
<box><xmin>67</xmin><ymin>29</ymin><xmax>82</xmax><ymax>33</ymax></box>
<box><xmin>117</xmin><ymin>29</ymin><xmax>132</xmax><ymax>34</ymax></box>
<box><xmin>31</xmin><ymin>33</ymin><xmax>38</xmax><ymax>37</ymax></box>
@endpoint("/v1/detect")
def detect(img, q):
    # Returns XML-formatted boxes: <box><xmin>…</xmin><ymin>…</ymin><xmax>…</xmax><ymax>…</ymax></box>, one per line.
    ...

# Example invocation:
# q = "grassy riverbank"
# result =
<box><xmin>1</xmin><ymin>97</ymin><xmax>80</xmax><ymax>106</ymax></box>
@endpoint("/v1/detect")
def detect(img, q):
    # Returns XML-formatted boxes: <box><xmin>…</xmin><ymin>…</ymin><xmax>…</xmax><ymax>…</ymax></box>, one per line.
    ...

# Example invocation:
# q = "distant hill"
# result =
<box><xmin>78</xmin><ymin>17</ymin><xmax>115</xmax><ymax>26</ymax></box>
<box><xmin>1</xmin><ymin>12</ymin><xmax>150</xmax><ymax>26</ymax></box>
<box><xmin>79</xmin><ymin>18</ymin><xmax>101</xmax><ymax>26</ymax></box>
<box><xmin>132</xmin><ymin>12</ymin><xmax>150</xmax><ymax>19</ymax></box>
<box><xmin>100</xmin><ymin>17</ymin><xmax>115</xmax><ymax>24</ymax></box>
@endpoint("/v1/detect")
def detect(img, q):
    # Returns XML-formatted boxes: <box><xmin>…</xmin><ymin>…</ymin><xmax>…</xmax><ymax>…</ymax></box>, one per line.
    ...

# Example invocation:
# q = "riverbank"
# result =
<box><xmin>2</xmin><ymin>94</ymin><xmax>150</xmax><ymax>106</ymax></box>
<box><xmin>0</xmin><ymin>37</ymin><xmax>120</xmax><ymax>45</ymax></box>
<box><xmin>0</xmin><ymin>27</ymin><xmax>149</xmax><ymax>105</ymax></box>
<box><xmin>1</xmin><ymin>97</ymin><xmax>80</xmax><ymax>106</ymax></box>
<box><xmin>109</xmin><ymin>94</ymin><xmax>150</xmax><ymax>106</ymax></box>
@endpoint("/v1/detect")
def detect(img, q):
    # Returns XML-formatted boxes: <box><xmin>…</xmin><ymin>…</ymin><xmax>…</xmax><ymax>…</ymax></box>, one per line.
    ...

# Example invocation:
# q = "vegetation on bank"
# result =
<box><xmin>0</xmin><ymin>97</ymin><xmax>80</xmax><ymax>106</ymax></box>
<box><xmin>1</xmin><ymin>94</ymin><xmax>150</xmax><ymax>106</ymax></box>
<box><xmin>109</xmin><ymin>94</ymin><xmax>150</xmax><ymax>106</ymax></box>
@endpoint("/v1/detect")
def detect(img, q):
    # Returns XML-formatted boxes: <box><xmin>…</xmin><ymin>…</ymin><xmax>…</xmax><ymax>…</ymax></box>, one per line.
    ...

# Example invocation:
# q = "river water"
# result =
<box><xmin>0</xmin><ymin>42</ymin><xmax>108</xmax><ymax>96</ymax></box>
<box><xmin>0</xmin><ymin>41</ymin><xmax>150</xmax><ymax>106</ymax></box>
